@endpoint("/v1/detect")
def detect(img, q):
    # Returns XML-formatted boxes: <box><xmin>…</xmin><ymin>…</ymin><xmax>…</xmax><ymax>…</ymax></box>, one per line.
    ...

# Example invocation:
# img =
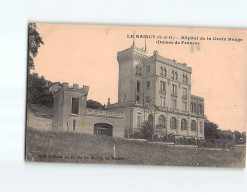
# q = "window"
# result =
<box><xmin>161</xmin><ymin>96</ymin><xmax>165</xmax><ymax>107</ymax></box>
<box><xmin>73</xmin><ymin>120</ymin><xmax>76</xmax><ymax>131</ymax></box>
<box><xmin>170</xmin><ymin>117</ymin><xmax>177</xmax><ymax>129</ymax></box>
<box><xmin>163</xmin><ymin>68</ymin><xmax>167</xmax><ymax>77</ymax></box>
<box><xmin>185</xmin><ymin>75</ymin><xmax>188</xmax><ymax>84</ymax></box>
<box><xmin>182</xmin><ymin>102</ymin><xmax>187</xmax><ymax>111</ymax></box>
<box><xmin>136</xmin><ymin>94</ymin><xmax>140</xmax><ymax>101</ymax></box>
<box><xmin>137</xmin><ymin>114</ymin><xmax>141</xmax><ymax>127</ymax></box>
<box><xmin>172</xmin><ymin>71</ymin><xmax>174</xmax><ymax>80</ymax></box>
<box><xmin>158</xmin><ymin>115</ymin><xmax>166</xmax><ymax>128</ymax></box>
<box><xmin>137</xmin><ymin>81</ymin><xmax>140</xmax><ymax>93</ymax></box>
<box><xmin>183</xmin><ymin>88</ymin><xmax>187</xmax><ymax>98</ymax></box>
<box><xmin>172</xmin><ymin>84</ymin><xmax>177</xmax><ymax>95</ymax></box>
<box><xmin>172</xmin><ymin>99</ymin><xmax>177</xmax><ymax>110</ymax></box>
<box><xmin>160</xmin><ymin>81</ymin><xmax>166</xmax><ymax>92</ymax></box>
<box><xmin>199</xmin><ymin>105</ymin><xmax>203</xmax><ymax>114</ymax></box>
<box><xmin>146</xmin><ymin>66</ymin><xmax>150</xmax><ymax>74</ymax></box>
<box><xmin>136</xmin><ymin>66</ymin><xmax>138</xmax><ymax>75</ymax></box>
<box><xmin>175</xmin><ymin>72</ymin><xmax>178</xmax><ymax>80</ymax></box>
<box><xmin>146</xmin><ymin>81</ymin><xmax>150</xmax><ymax>89</ymax></box>
<box><xmin>181</xmin><ymin>119</ymin><xmax>187</xmax><ymax>130</ymax></box>
<box><xmin>191</xmin><ymin>120</ymin><xmax>197</xmax><ymax>131</ymax></box>
<box><xmin>199</xmin><ymin>122</ymin><xmax>203</xmax><ymax>133</ymax></box>
<box><xmin>124</xmin><ymin>94</ymin><xmax>126</xmax><ymax>102</ymax></box>
<box><xmin>193</xmin><ymin>103</ymin><xmax>196</xmax><ymax>112</ymax></box>
<box><xmin>161</xmin><ymin>67</ymin><xmax>167</xmax><ymax>77</ymax></box>
<box><xmin>139</xmin><ymin>67</ymin><xmax>142</xmax><ymax>76</ymax></box>
<box><xmin>71</xmin><ymin>98</ymin><xmax>79</xmax><ymax>114</ymax></box>
<box><xmin>145</xmin><ymin>96</ymin><xmax>150</xmax><ymax>104</ymax></box>
<box><xmin>191</xmin><ymin>103</ymin><xmax>193</xmax><ymax>112</ymax></box>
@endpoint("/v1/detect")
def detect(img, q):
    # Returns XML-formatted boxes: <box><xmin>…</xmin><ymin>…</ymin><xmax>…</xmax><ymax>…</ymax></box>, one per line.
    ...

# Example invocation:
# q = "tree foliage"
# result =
<box><xmin>28</xmin><ymin>23</ymin><xmax>44</xmax><ymax>71</ymax></box>
<box><xmin>86</xmin><ymin>99</ymin><xmax>103</xmax><ymax>109</ymax></box>
<box><xmin>204</xmin><ymin>119</ymin><xmax>220</xmax><ymax>142</ymax></box>
<box><xmin>140</xmin><ymin>121</ymin><xmax>154</xmax><ymax>140</ymax></box>
<box><xmin>27</xmin><ymin>74</ymin><xmax>53</xmax><ymax>107</ymax></box>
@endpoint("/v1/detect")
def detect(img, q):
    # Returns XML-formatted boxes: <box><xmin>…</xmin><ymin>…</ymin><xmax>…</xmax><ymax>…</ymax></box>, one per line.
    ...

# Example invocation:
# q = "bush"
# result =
<box><xmin>140</xmin><ymin>121</ymin><xmax>154</xmax><ymax>141</ymax></box>
<box><xmin>129</xmin><ymin>131</ymin><xmax>144</xmax><ymax>139</ymax></box>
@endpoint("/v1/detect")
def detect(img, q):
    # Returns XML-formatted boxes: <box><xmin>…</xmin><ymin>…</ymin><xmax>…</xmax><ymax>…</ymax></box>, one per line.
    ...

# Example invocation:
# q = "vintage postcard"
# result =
<box><xmin>25</xmin><ymin>23</ymin><xmax>246</xmax><ymax>168</ymax></box>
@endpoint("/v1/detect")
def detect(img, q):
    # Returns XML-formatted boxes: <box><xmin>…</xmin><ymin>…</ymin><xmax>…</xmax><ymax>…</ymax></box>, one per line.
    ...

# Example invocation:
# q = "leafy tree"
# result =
<box><xmin>27</xmin><ymin>74</ymin><xmax>53</xmax><ymax>107</ymax></box>
<box><xmin>28</xmin><ymin>23</ymin><xmax>44</xmax><ymax>72</ymax></box>
<box><xmin>234</xmin><ymin>130</ymin><xmax>242</xmax><ymax>144</ymax></box>
<box><xmin>204</xmin><ymin>119</ymin><xmax>220</xmax><ymax>142</ymax></box>
<box><xmin>140</xmin><ymin>121</ymin><xmax>154</xmax><ymax>140</ymax></box>
<box><xmin>242</xmin><ymin>132</ymin><xmax>246</xmax><ymax>144</ymax></box>
<box><xmin>87</xmin><ymin>99</ymin><xmax>103</xmax><ymax>109</ymax></box>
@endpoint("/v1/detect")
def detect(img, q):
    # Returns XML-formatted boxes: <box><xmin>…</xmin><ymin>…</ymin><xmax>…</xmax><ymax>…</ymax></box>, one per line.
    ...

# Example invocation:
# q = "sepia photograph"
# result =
<box><xmin>25</xmin><ymin>23</ymin><xmax>246</xmax><ymax>168</ymax></box>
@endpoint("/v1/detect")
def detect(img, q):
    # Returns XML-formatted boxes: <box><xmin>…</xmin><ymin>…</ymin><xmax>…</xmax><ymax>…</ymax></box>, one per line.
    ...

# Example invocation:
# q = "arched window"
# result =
<box><xmin>148</xmin><ymin>114</ymin><xmax>153</xmax><ymax>127</ymax></box>
<box><xmin>172</xmin><ymin>71</ymin><xmax>174</xmax><ymax>80</ymax></box>
<box><xmin>191</xmin><ymin>120</ymin><xmax>197</xmax><ymax>131</ymax></box>
<box><xmin>193</xmin><ymin>103</ymin><xmax>196</xmax><ymax>113</ymax></box>
<box><xmin>136</xmin><ymin>66</ymin><xmax>138</xmax><ymax>75</ymax></box>
<box><xmin>199</xmin><ymin>105</ymin><xmax>202</xmax><ymax>114</ymax></box>
<box><xmin>185</xmin><ymin>75</ymin><xmax>188</xmax><ymax>84</ymax></box>
<box><xmin>158</xmin><ymin>115</ymin><xmax>166</xmax><ymax>128</ymax></box>
<box><xmin>160</xmin><ymin>67</ymin><xmax>163</xmax><ymax>75</ymax></box>
<box><xmin>170</xmin><ymin>117</ymin><xmax>177</xmax><ymax>129</ymax></box>
<box><xmin>175</xmin><ymin>72</ymin><xmax>178</xmax><ymax>80</ymax></box>
<box><xmin>199</xmin><ymin>122</ymin><xmax>203</xmax><ymax>133</ymax></box>
<box><xmin>181</xmin><ymin>119</ymin><xmax>187</xmax><ymax>130</ymax></box>
<box><xmin>139</xmin><ymin>67</ymin><xmax>142</xmax><ymax>76</ymax></box>
<box><xmin>163</xmin><ymin>68</ymin><xmax>167</xmax><ymax>77</ymax></box>
<box><xmin>191</xmin><ymin>103</ymin><xmax>193</xmax><ymax>112</ymax></box>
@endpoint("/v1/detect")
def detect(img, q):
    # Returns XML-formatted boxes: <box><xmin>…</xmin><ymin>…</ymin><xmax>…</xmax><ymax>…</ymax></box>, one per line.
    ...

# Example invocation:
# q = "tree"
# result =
<box><xmin>27</xmin><ymin>74</ymin><xmax>53</xmax><ymax>107</ymax></box>
<box><xmin>234</xmin><ymin>130</ymin><xmax>242</xmax><ymax>144</ymax></box>
<box><xmin>28</xmin><ymin>23</ymin><xmax>44</xmax><ymax>72</ymax></box>
<box><xmin>204</xmin><ymin>119</ymin><xmax>220</xmax><ymax>142</ymax></box>
<box><xmin>86</xmin><ymin>99</ymin><xmax>103</xmax><ymax>109</ymax></box>
<box><xmin>140</xmin><ymin>121</ymin><xmax>154</xmax><ymax>140</ymax></box>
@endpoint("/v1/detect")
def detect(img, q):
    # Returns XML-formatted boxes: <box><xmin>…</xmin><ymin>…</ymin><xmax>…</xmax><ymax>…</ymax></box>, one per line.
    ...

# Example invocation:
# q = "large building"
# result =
<box><xmin>108</xmin><ymin>43</ymin><xmax>205</xmax><ymax>139</ymax></box>
<box><xmin>52</xmin><ymin>42</ymin><xmax>205</xmax><ymax>140</ymax></box>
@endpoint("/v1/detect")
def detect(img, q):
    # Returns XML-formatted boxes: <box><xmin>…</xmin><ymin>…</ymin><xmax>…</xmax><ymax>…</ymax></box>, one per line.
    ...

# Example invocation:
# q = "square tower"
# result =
<box><xmin>117</xmin><ymin>44</ymin><xmax>148</xmax><ymax>103</ymax></box>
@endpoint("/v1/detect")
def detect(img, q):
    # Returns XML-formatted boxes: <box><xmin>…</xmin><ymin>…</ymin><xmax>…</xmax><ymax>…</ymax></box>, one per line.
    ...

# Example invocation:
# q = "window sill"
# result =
<box><xmin>70</xmin><ymin>114</ymin><xmax>79</xmax><ymax>117</ymax></box>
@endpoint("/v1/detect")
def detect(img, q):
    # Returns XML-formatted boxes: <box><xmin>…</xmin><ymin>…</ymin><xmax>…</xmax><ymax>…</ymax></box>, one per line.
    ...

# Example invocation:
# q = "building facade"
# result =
<box><xmin>108</xmin><ymin>43</ymin><xmax>205</xmax><ymax>139</ymax></box>
<box><xmin>52</xmin><ymin>43</ymin><xmax>205</xmax><ymax>140</ymax></box>
<box><xmin>52</xmin><ymin>83</ymin><xmax>125</xmax><ymax>137</ymax></box>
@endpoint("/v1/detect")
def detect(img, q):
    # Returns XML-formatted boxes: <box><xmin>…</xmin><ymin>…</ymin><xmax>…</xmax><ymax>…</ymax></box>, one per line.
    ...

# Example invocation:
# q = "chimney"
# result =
<box><xmin>107</xmin><ymin>98</ymin><xmax>110</xmax><ymax>105</ymax></box>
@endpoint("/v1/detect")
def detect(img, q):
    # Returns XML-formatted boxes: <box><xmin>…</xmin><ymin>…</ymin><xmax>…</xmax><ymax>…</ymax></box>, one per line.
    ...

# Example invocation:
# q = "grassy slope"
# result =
<box><xmin>25</xmin><ymin>127</ymin><xmax>246</xmax><ymax>168</ymax></box>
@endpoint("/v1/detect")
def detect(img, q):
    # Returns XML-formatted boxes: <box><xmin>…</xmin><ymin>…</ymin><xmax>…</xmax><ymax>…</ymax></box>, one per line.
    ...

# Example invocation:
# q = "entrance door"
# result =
<box><xmin>94</xmin><ymin>123</ymin><xmax>113</xmax><ymax>136</ymax></box>
<box><xmin>148</xmin><ymin>114</ymin><xmax>153</xmax><ymax>127</ymax></box>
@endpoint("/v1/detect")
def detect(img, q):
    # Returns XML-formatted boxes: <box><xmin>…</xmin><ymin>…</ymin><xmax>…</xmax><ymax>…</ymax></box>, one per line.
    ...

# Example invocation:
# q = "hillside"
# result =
<box><xmin>25</xmin><ymin>127</ymin><xmax>246</xmax><ymax>168</ymax></box>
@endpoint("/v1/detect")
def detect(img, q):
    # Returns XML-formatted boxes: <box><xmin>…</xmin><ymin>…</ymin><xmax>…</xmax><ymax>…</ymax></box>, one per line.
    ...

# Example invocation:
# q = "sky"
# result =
<box><xmin>33</xmin><ymin>23</ymin><xmax>247</xmax><ymax>132</ymax></box>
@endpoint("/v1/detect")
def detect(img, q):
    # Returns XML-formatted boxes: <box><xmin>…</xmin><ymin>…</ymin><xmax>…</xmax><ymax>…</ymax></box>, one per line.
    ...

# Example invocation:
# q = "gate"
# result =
<box><xmin>94</xmin><ymin>123</ymin><xmax>113</xmax><ymax>137</ymax></box>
